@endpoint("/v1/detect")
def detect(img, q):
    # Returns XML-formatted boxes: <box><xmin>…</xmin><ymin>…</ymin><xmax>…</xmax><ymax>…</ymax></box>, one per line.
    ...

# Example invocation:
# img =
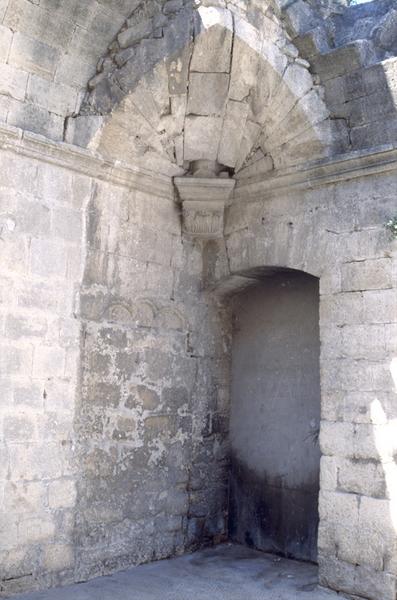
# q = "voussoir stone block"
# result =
<box><xmin>187</xmin><ymin>72</ymin><xmax>229</xmax><ymax>116</ymax></box>
<box><xmin>183</xmin><ymin>115</ymin><xmax>223</xmax><ymax>161</ymax></box>
<box><xmin>218</xmin><ymin>99</ymin><xmax>249</xmax><ymax>168</ymax></box>
<box><xmin>191</xmin><ymin>7</ymin><xmax>233</xmax><ymax>73</ymax></box>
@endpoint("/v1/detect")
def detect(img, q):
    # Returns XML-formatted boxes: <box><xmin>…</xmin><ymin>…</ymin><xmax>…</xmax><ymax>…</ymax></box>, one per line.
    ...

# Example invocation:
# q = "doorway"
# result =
<box><xmin>229</xmin><ymin>269</ymin><xmax>321</xmax><ymax>562</ymax></box>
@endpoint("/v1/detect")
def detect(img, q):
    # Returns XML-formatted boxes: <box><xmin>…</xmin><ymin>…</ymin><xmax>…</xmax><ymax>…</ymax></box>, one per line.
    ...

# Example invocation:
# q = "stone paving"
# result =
<box><xmin>15</xmin><ymin>544</ymin><xmax>340</xmax><ymax>600</ymax></box>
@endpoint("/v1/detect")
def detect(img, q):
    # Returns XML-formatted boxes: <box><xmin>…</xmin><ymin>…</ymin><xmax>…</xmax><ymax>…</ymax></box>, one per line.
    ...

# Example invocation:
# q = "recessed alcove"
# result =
<box><xmin>228</xmin><ymin>269</ymin><xmax>321</xmax><ymax>563</ymax></box>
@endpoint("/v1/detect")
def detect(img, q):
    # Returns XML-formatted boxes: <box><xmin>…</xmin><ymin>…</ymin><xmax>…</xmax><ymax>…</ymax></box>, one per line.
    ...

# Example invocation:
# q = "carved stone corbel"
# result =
<box><xmin>174</xmin><ymin>177</ymin><xmax>236</xmax><ymax>239</ymax></box>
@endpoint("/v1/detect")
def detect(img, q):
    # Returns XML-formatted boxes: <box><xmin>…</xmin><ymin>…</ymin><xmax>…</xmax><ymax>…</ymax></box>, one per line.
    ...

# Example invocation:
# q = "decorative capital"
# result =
<box><xmin>174</xmin><ymin>176</ymin><xmax>235</xmax><ymax>239</ymax></box>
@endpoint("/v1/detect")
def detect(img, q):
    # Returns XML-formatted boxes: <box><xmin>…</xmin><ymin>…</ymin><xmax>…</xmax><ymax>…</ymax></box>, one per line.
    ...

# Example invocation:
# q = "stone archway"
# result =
<box><xmin>65</xmin><ymin>2</ymin><xmax>341</xmax><ymax>176</ymax></box>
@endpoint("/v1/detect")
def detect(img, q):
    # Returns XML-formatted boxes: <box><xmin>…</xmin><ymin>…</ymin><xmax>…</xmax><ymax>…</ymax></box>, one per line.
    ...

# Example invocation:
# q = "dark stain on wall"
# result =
<box><xmin>228</xmin><ymin>272</ymin><xmax>321</xmax><ymax>563</ymax></box>
<box><xmin>228</xmin><ymin>454</ymin><xmax>319</xmax><ymax>562</ymax></box>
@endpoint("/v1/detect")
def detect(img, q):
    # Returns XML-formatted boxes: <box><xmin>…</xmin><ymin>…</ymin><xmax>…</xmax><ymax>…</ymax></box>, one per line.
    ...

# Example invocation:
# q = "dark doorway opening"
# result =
<box><xmin>228</xmin><ymin>269</ymin><xmax>321</xmax><ymax>563</ymax></box>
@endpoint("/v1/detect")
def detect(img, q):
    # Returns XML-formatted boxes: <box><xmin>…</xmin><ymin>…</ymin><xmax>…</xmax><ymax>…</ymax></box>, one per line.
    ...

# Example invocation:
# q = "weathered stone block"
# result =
<box><xmin>51</xmin><ymin>207</ymin><xmax>82</xmax><ymax>243</ymax></box>
<box><xmin>64</xmin><ymin>115</ymin><xmax>105</xmax><ymax>149</ymax></box>
<box><xmin>294</xmin><ymin>26</ymin><xmax>330</xmax><ymax>58</ymax></box>
<box><xmin>163</xmin><ymin>0</ymin><xmax>183</xmax><ymax>15</ymax></box>
<box><xmin>372</xmin><ymin>9</ymin><xmax>397</xmax><ymax>50</ymax></box>
<box><xmin>43</xmin><ymin>543</ymin><xmax>74</xmax><ymax>572</ymax></box>
<box><xmin>33</xmin><ymin>346</ymin><xmax>66</xmax><ymax>379</ymax></box>
<box><xmin>184</xmin><ymin>115</ymin><xmax>222</xmax><ymax>162</ymax></box>
<box><xmin>355</xmin><ymin>421</ymin><xmax>397</xmax><ymax>460</ymax></box>
<box><xmin>191</xmin><ymin>7</ymin><xmax>233</xmax><ymax>73</ymax></box>
<box><xmin>27</xmin><ymin>75</ymin><xmax>79</xmax><ymax>116</ymax></box>
<box><xmin>319</xmin><ymin>556</ymin><xmax>396</xmax><ymax>600</ymax></box>
<box><xmin>0</xmin><ymin>513</ymin><xmax>18</xmax><ymax>550</ymax></box>
<box><xmin>4</xmin><ymin>0</ymin><xmax>73</xmax><ymax>49</ymax></box>
<box><xmin>112</xmin><ymin>416</ymin><xmax>136</xmax><ymax>441</ymax></box>
<box><xmin>339</xmin><ymin>324</ymin><xmax>387</xmax><ymax>360</ymax></box>
<box><xmin>361</xmin><ymin>289</ymin><xmax>397</xmax><ymax>324</ymax></box>
<box><xmin>0</xmin><ymin>62</ymin><xmax>27</xmax><ymax>101</ymax></box>
<box><xmin>187</xmin><ymin>72</ymin><xmax>229</xmax><ymax>116</ymax></box>
<box><xmin>338</xmin><ymin>458</ymin><xmax>386</xmax><ymax>498</ymax></box>
<box><xmin>218</xmin><ymin>100</ymin><xmax>249</xmax><ymax>168</ymax></box>
<box><xmin>320</xmin><ymin>455</ymin><xmax>338</xmax><ymax>492</ymax></box>
<box><xmin>8</xmin><ymin>31</ymin><xmax>59</xmax><ymax>79</ymax></box>
<box><xmin>48</xmin><ymin>479</ymin><xmax>77</xmax><ymax>509</ymax></box>
<box><xmin>5</xmin><ymin>313</ymin><xmax>47</xmax><ymax>339</ymax></box>
<box><xmin>4</xmin><ymin>480</ymin><xmax>45</xmax><ymax>513</ymax></box>
<box><xmin>0</xmin><ymin>445</ymin><xmax>9</xmax><ymax>480</ymax></box>
<box><xmin>4</xmin><ymin>414</ymin><xmax>36</xmax><ymax>442</ymax></box>
<box><xmin>0</xmin><ymin>24</ymin><xmax>12</xmax><ymax>62</ymax></box>
<box><xmin>229</xmin><ymin>37</ymin><xmax>259</xmax><ymax>102</ymax></box>
<box><xmin>359</xmin><ymin>496</ymin><xmax>397</xmax><ymax>574</ymax></box>
<box><xmin>118</xmin><ymin>19</ymin><xmax>153</xmax><ymax>49</ymax></box>
<box><xmin>127</xmin><ymin>385</ymin><xmax>160</xmax><ymax>411</ymax></box>
<box><xmin>283</xmin><ymin>0</ymin><xmax>320</xmax><ymax>36</ymax></box>
<box><xmin>9</xmin><ymin>442</ymin><xmax>68</xmax><ymax>480</ymax></box>
<box><xmin>18</xmin><ymin>515</ymin><xmax>56</xmax><ymax>544</ymax></box>
<box><xmin>320</xmin><ymin>292</ymin><xmax>364</xmax><ymax>326</ymax></box>
<box><xmin>0</xmin><ymin>345</ymin><xmax>33</xmax><ymax>377</ymax></box>
<box><xmin>322</xmin><ymin>358</ymin><xmax>392</xmax><ymax>394</ymax></box>
<box><xmin>30</xmin><ymin>239</ymin><xmax>68</xmax><ymax>278</ymax></box>
<box><xmin>7</xmin><ymin>100</ymin><xmax>63</xmax><ymax>141</ymax></box>
<box><xmin>54</xmin><ymin>53</ymin><xmax>95</xmax><ymax>88</ymax></box>
<box><xmin>145</xmin><ymin>415</ymin><xmax>169</xmax><ymax>437</ymax></box>
<box><xmin>311</xmin><ymin>40</ymin><xmax>377</xmax><ymax>82</ymax></box>
<box><xmin>319</xmin><ymin>421</ymin><xmax>354</xmax><ymax>457</ymax></box>
<box><xmin>351</xmin><ymin>115</ymin><xmax>397</xmax><ymax>149</ymax></box>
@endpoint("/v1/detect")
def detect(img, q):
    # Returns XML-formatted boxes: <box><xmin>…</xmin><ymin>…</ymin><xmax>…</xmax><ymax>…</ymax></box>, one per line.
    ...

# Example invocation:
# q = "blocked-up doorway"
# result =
<box><xmin>229</xmin><ymin>269</ymin><xmax>321</xmax><ymax>563</ymax></box>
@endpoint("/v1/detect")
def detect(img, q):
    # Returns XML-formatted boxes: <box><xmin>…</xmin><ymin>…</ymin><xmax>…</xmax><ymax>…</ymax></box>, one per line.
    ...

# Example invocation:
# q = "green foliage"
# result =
<box><xmin>385</xmin><ymin>217</ymin><xmax>397</xmax><ymax>239</ymax></box>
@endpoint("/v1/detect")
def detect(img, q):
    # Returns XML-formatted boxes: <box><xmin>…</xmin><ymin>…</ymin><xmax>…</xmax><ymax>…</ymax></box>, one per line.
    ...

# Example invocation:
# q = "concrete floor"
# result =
<box><xmin>16</xmin><ymin>544</ymin><xmax>341</xmax><ymax>600</ymax></box>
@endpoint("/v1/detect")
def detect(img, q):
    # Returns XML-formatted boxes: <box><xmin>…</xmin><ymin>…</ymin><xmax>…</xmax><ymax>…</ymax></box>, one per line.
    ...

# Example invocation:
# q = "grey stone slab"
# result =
<box><xmin>310</xmin><ymin>40</ymin><xmax>378</xmax><ymax>82</ymax></box>
<box><xmin>191</xmin><ymin>8</ymin><xmax>233</xmax><ymax>73</ymax></box>
<box><xmin>187</xmin><ymin>72</ymin><xmax>229</xmax><ymax>116</ymax></box>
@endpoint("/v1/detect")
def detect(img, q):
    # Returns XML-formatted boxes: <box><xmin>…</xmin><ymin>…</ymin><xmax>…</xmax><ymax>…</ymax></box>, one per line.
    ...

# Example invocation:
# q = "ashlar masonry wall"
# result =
<box><xmin>0</xmin><ymin>148</ymin><xmax>91</xmax><ymax>593</ymax></box>
<box><xmin>221</xmin><ymin>163</ymin><xmax>397</xmax><ymax>600</ymax></box>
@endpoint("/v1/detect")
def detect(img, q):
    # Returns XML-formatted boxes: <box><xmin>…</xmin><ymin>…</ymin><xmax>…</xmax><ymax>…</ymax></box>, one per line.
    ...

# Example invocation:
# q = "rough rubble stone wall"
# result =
<box><xmin>220</xmin><ymin>170</ymin><xmax>397</xmax><ymax>600</ymax></box>
<box><xmin>73</xmin><ymin>183</ymin><xmax>230</xmax><ymax>582</ymax></box>
<box><xmin>0</xmin><ymin>147</ymin><xmax>231</xmax><ymax>595</ymax></box>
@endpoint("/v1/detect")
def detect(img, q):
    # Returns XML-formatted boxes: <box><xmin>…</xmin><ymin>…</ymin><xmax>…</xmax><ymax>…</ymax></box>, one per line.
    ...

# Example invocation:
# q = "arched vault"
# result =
<box><xmin>66</xmin><ymin>1</ymin><xmax>343</xmax><ymax>178</ymax></box>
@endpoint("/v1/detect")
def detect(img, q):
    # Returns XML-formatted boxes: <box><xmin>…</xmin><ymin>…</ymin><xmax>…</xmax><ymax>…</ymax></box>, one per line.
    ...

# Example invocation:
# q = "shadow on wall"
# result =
<box><xmin>321</xmin><ymin>48</ymin><xmax>397</xmax><ymax>150</ymax></box>
<box><xmin>228</xmin><ymin>269</ymin><xmax>321</xmax><ymax>564</ymax></box>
